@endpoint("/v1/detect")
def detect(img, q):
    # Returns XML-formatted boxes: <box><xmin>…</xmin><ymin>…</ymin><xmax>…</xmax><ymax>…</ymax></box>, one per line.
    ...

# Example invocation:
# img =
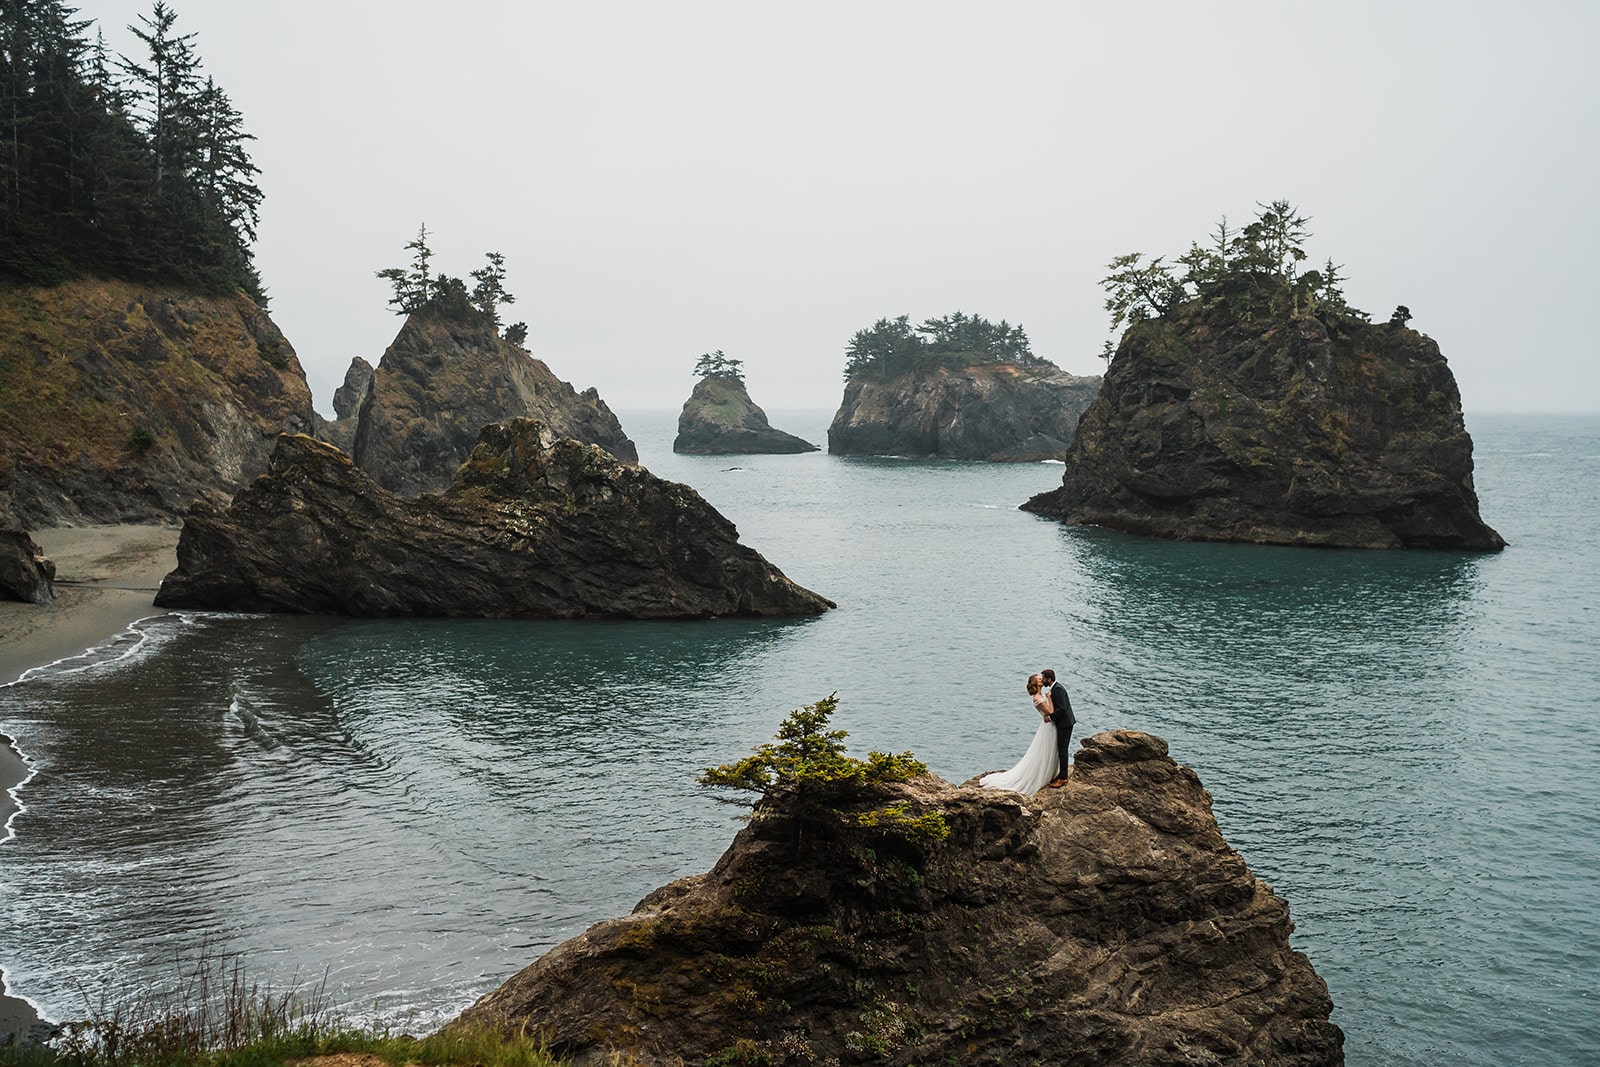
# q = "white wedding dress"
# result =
<box><xmin>979</xmin><ymin>694</ymin><xmax>1059</xmax><ymax>794</ymax></box>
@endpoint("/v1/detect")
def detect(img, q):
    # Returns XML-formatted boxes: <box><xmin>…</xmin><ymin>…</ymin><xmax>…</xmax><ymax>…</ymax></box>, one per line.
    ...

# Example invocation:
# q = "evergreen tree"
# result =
<box><xmin>0</xmin><ymin>0</ymin><xmax>265</xmax><ymax>297</ymax></box>
<box><xmin>693</xmin><ymin>349</ymin><xmax>744</xmax><ymax>384</ymax></box>
<box><xmin>469</xmin><ymin>250</ymin><xmax>515</xmax><ymax>326</ymax></box>
<box><xmin>376</xmin><ymin>223</ymin><xmax>434</xmax><ymax>313</ymax></box>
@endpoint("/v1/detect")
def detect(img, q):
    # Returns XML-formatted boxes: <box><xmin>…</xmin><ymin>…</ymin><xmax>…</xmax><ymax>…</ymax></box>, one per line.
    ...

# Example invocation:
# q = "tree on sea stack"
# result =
<box><xmin>1026</xmin><ymin>198</ymin><xmax>1505</xmax><ymax>550</ymax></box>
<box><xmin>693</xmin><ymin>349</ymin><xmax>745</xmax><ymax>384</ymax></box>
<box><xmin>698</xmin><ymin>694</ymin><xmax>949</xmax><ymax>841</ymax></box>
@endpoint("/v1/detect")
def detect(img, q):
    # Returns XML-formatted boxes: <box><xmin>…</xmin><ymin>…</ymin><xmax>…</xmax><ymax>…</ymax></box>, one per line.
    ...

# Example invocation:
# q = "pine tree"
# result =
<box><xmin>469</xmin><ymin>250</ymin><xmax>515</xmax><ymax>327</ymax></box>
<box><xmin>376</xmin><ymin>223</ymin><xmax>434</xmax><ymax>313</ymax></box>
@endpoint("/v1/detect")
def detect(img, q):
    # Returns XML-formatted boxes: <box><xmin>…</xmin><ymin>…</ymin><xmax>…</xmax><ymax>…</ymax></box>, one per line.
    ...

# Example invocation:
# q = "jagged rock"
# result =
<box><xmin>0</xmin><ymin>279</ymin><xmax>316</xmax><ymax>526</ymax></box>
<box><xmin>674</xmin><ymin>376</ymin><xmax>818</xmax><ymax>455</ymax></box>
<box><xmin>828</xmin><ymin>363</ymin><xmax>1101</xmax><ymax>461</ymax></box>
<box><xmin>331</xmin><ymin>355</ymin><xmax>374</xmax><ymax>421</ymax></box>
<box><xmin>350</xmin><ymin>308</ymin><xmax>636</xmax><ymax>496</ymax></box>
<box><xmin>156</xmin><ymin>419</ymin><xmax>832</xmax><ymax>619</ymax></box>
<box><xmin>317</xmin><ymin>356</ymin><xmax>373</xmax><ymax>454</ymax></box>
<box><xmin>452</xmin><ymin>730</ymin><xmax>1343</xmax><ymax>1066</ymax></box>
<box><xmin>1023</xmin><ymin>307</ymin><xmax>1504</xmax><ymax>550</ymax></box>
<box><xmin>0</xmin><ymin>527</ymin><xmax>54</xmax><ymax>604</ymax></box>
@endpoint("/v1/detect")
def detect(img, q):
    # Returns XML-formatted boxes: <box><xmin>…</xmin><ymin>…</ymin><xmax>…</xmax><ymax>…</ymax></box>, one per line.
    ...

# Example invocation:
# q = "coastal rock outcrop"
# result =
<box><xmin>0</xmin><ymin>527</ymin><xmax>54</xmax><ymax>604</ymax></box>
<box><xmin>674</xmin><ymin>375</ymin><xmax>818</xmax><ymax>455</ymax></box>
<box><xmin>1023</xmin><ymin>308</ymin><xmax>1505</xmax><ymax>549</ymax></box>
<box><xmin>0</xmin><ymin>278</ymin><xmax>316</xmax><ymax>526</ymax></box>
<box><xmin>828</xmin><ymin>363</ymin><xmax>1101</xmax><ymax>461</ymax></box>
<box><xmin>156</xmin><ymin>418</ymin><xmax>832</xmax><ymax>618</ymax></box>
<box><xmin>349</xmin><ymin>308</ymin><xmax>636</xmax><ymax>496</ymax></box>
<box><xmin>453</xmin><ymin>730</ymin><xmax>1343</xmax><ymax>1065</ymax></box>
<box><xmin>316</xmin><ymin>355</ymin><xmax>374</xmax><ymax>453</ymax></box>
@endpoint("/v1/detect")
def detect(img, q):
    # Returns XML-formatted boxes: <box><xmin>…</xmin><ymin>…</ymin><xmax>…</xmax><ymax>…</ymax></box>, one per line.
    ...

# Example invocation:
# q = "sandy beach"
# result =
<box><xmin>1</xmin><ymin>524</ymin><xmax>181</xmax><ymax>1039</ymax></box>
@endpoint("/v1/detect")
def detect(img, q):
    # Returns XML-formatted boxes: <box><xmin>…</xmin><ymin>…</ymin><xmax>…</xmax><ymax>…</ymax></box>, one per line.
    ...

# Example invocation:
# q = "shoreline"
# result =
<box><xmin>0</xmin><ymin>524</ymin><xmax>182</xmax><ymax>1040</ymax></box>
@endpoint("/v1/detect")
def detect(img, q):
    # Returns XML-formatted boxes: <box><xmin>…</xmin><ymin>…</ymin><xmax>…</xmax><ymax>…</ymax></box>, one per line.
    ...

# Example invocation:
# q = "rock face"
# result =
<box><xmin>453</xmin><ymin>730</ymin><xmax>1343</xmax><ymax>1066</ymax></box>
<box><xmin>0</xmin><ymin>278</ymin><xmax>316</xmax><ymax>526</ymax></box>
<box><xmin>828</xmin><ymin>363</ymin><xmax>1101</xmax><ymax>461</ymax></box>
<box><xmin>156</xmin><ymin>418</ymin><xmax>832</xmax><ymax>619</ymax></box>
<box><xmin>674</xmin><ymin>376</ymin><xmax>818</xmax><ymax>455</ymax></box>
<box><xmin>349</xmin><ymin>308</ymin><xmax>636</xmax><ymax>496</ymax></box>
<box><xmin>1023</xmin><ymin>309</ymin><xmax>1504</xmax><ymax>550</ymax></box>
<box><xmin>0</xmin><ymin>527</ymin><xmax>54</xmax><ymax>604</ymax></box>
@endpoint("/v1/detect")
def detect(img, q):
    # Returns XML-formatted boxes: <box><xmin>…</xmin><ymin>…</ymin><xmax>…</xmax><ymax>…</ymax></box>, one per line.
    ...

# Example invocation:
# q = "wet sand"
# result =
<box><xmin>1</xmin><ymin>524</ymin><xmax>180</xmax><ymax>1039</ymax></box>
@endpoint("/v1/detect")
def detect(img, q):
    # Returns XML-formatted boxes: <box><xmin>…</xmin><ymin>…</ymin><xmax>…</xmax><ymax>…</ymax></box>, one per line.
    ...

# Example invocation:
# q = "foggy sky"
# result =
<box><xmin>77</xmin><ymin>0</ymin><xmax>1600</xmax><ymax>417</ymax></box>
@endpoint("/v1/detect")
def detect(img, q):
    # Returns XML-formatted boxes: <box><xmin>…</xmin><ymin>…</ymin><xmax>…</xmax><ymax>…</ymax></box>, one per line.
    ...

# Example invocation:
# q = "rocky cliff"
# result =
<box><xmin>0</xmin><ymin>278</ymin><xmax>316</xmax><ymax>526</ymax></box>
<box><xmin>828</xmin><ymin>363</ymin><xmax>1101</xmax><ymax>461</ymax></box>
<box><xmin>349</xmin><ymin>309</ymin><xmax>636</xmax><ymax>496</ymax></box>
<box><xmin>453</xmin><ymin>730</ymin><xmax>1342</xmax><ymax>1066</ymax></box>
<box><xmin>1023</xmin><ymin>307</ymin><xmax>1504</xmax><ymax>550</ymax></box>
<box><xmin>156</xmin><ymin>419</ymin><xmax>832</xmax><ymax>618</ymax></box>
<box><xmin>674</xmin><ymin>376</ymin><xmax>818</xmax><ymax>455</ymax></box>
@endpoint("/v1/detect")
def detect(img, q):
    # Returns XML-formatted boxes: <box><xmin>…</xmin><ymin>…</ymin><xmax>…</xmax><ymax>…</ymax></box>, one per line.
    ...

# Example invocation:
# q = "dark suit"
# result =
<box><xmin>1048</xmin><ymin>680</ymin><xmax>1075</xmax><ymax>779</ymax></box>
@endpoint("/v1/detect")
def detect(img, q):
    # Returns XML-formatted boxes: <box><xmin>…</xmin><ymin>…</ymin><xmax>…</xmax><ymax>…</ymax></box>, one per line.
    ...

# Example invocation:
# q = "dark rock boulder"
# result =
<box><xmin>452</xmin><ymin>730</ymin><xmax>1343</xmax><ymax>1066</ymax></box>
<box><xmin>673</xmin><ymin>376</ymin><xmax>818</xmax><ymax>455</ymax></box>
<box><xmin>1023</xmin><ymin>307</ymin><xmax>1504</xmax><ymax>550</ymax></box>
<box><xmin>350</xmin><ymin>308</ymin><xmax>636</xmax><ymax>496</ymax></box>
<box><xmin>0</xmin><ymin>279</ymin><xmax>317</xmax><ymax>526</ymax></box>
<box><xmin>156</xmin><ymin>419</ymin><xmax>832</xmax><ymax>619</ymax></box>
<box><xmin>0</xmin><ymin>527</ymin><xmax>54</xmax><ymax>604</ymax></box>
<box><xmin>828</xmin><ymin>363</ymin><xmax>1101</xmax><ymax>461</ymax></box>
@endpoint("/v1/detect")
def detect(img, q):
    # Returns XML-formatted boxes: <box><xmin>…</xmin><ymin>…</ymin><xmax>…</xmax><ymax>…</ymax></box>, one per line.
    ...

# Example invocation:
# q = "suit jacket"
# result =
<box><xmin>1048</xmin><ymin>681</ymin><xmax>1075</xmax><ymax>729</ymax></box>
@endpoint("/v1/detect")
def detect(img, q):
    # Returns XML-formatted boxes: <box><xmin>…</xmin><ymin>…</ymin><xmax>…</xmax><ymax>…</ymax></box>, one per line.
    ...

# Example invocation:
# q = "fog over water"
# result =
<box><xmin>69</xmin><ymin>1</ymin><xmax>1600</xmax><ymax>415</ymax></box>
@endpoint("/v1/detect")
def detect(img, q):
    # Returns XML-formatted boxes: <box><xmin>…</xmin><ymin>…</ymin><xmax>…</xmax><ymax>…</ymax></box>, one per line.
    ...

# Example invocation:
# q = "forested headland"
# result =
<box><xmin>1</xmin><ymin>1</ymin><xmax>263</xmax><ymax>299</ymax></box>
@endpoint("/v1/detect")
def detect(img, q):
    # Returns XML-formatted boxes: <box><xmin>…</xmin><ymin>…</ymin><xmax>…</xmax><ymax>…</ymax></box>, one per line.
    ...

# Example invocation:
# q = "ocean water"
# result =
<box><xmin>1</xmin><ymin>410</ymin><xmax>1597</xmax><ymax>1064</ymax></box>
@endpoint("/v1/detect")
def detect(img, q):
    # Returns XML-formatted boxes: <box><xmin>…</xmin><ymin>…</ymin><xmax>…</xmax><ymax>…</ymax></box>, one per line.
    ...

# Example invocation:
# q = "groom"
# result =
<box><xmin>1042</xmin><ymin>669</ymin><xmax>1075</xmax><ymax>788</ymax></box>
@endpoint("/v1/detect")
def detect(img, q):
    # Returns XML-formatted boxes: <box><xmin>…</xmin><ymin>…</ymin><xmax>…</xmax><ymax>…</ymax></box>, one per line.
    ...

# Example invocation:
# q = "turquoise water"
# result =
<box><xmin>1</xmin><ymin>411</ymin><xmax>1596</xmax><ymax>1063</ymax></box>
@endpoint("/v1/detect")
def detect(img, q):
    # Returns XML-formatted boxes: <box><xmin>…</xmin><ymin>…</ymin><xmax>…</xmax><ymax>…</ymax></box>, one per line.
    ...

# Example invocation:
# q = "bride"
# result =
<box><xmin>979</xmin><ymin>674</ymin><xmax>1059</xmax><ymax>793</ymax></box>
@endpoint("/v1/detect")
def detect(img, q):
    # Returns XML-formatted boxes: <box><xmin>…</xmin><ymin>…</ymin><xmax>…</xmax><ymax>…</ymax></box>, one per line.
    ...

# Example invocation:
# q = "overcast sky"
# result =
<box><xmin>78</xmin><ymin>0</ymin><xmax>1600</xmax><ymax>416</ymax></box>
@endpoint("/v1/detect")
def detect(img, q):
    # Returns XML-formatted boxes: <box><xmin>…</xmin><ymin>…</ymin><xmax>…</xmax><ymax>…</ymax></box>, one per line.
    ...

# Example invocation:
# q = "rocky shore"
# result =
<box><xmin>0</xmin><ymin>523</ymin><xmax>180</xmax><ymax>1043</ymax></box>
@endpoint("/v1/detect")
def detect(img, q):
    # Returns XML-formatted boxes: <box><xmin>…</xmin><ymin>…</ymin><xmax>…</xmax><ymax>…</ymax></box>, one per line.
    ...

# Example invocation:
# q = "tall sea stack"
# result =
<box><xmin>1024</xmin><ymin>204</ymin><xmax>1504</xmax><ymax>550</ymax></box>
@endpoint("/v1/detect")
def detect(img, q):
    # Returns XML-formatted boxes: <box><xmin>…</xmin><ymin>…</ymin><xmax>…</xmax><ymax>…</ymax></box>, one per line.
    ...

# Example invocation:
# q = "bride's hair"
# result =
<box><xmin>1026</xmin><ymin>673</ymin><xmax>1043</xmax><ymax>695</ymax></box>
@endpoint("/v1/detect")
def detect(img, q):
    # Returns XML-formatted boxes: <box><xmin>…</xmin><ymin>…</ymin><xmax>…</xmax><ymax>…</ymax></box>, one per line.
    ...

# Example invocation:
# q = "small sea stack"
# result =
<box><xmin>673</xmin><ymin>352</ymin><xmax>817</xmax><ymax>455</ymax></box>
<box><xmin>826</xmin><ymin>312</ymin><xmax>1100</xmax><ymax>461</ymax></box>
<box><xmin>157</xmin><ymin>419</ymin><xmax>833</xmax><ymax>618</ymax></box>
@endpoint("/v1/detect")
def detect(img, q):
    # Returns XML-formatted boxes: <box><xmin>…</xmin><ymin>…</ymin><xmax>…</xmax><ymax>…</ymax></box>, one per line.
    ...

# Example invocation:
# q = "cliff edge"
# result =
<box><xmin>0</xmin><ymin>278</ymin><xmax>315</xmax><ymax>526</ymax></box>
<box><xmin>452</xmin><ymin>730</ymin><xmax>1342</xmax><ymax>1066</ymax></box>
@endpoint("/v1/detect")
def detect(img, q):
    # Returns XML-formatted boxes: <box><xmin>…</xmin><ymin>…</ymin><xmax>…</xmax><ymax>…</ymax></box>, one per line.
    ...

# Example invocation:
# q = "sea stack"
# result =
<box><xmin>451</xmin><ymin>729</ymin><xmax>1343</xmax><ymax>1065</ymax></box>
<box><xmin>826</xmin><ymin>312</ymin><xmax>1099</xmax><ymax>461</ymax></box>
<box><xmin>674</xmin><ymin>374</ymin><xmax>818</xmax><ymax>455</ymax></box>
<box><xmin>349</xmin><ymin>305</ymin><xmax>636</xmax><ymax>496</ymax></box>
<box><xmin>1024</xmin><ymin>204</ymin><xmax>1504</xmax><ymax>550</ymax></box>
<box><xmin>829</xmin><ymin>361</ymin><xmax>1100</xmax><ymax>461</ymax></box>
<box><xmin>156</xmin><ymin>419</ymin><xmax>833</xmax><ymax>619</ymax></box>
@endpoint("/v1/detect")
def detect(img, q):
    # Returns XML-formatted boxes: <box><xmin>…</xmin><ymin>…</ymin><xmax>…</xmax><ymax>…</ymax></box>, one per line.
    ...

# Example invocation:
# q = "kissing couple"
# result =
<box><xmin>978</xmin><ymin>669</ymin><xmax>1076</xmax><ymax>794</ymax></box>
